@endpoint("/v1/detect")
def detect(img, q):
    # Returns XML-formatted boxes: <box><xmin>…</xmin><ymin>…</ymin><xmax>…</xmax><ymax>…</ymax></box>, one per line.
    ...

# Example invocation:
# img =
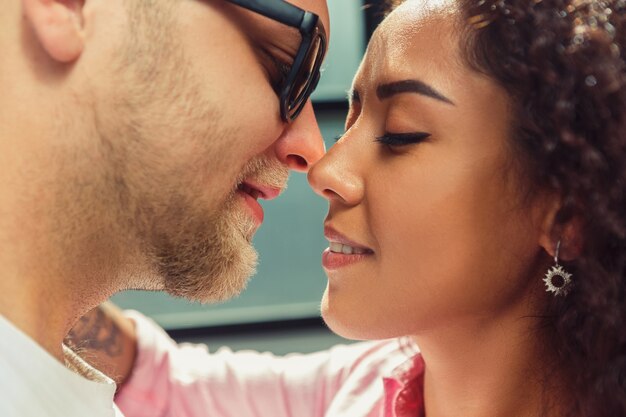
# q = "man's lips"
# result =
<box><xmin>236</xmin><ymin>181</ymin><xmax>283</xmax><ymax>225</ymax></box>
<box><xmin>241</xmin><ymin>180</ymin><xmax>281</xmax><ymax>200</ymax></box>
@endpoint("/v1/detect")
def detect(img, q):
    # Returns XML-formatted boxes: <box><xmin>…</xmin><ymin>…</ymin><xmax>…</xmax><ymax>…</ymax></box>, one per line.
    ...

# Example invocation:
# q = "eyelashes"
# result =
<box><xmin>276</xmin><ymin>61</ymin><xmax>291</xmax><ymax>83</ymax></box>
<box><xmin>262</xmin><ymin>49</ymin><xmax>292</xmax><ymax>93</ymax></box>
<box><xmin>375</xmin><ymin>132</ymin><xmax>431</xmax><ymax>146</ymax></box>
<box><xmin>334</xmin><ymin>132</ymin><xmax>431</xmax><ymax>146</ymax></box>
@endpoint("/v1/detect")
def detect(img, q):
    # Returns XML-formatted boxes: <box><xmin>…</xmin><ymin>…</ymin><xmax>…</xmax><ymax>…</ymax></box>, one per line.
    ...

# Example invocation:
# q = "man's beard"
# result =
<box><xmin>151</xmin><ymin>156</ymin><xmax>288</xmax><ymax>303</ymax></box>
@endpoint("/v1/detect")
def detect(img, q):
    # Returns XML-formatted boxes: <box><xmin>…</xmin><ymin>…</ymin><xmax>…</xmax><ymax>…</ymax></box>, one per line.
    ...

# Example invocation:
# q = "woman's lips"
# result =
<box><xmin>322</xmin><ymin>249</ymin><xmax>373</xmax><ymax>270</ymax></box>
<box><xmin>322</xmin><ymin>225</ymin><xmax>374</xmax><ymax>270</ymax></box>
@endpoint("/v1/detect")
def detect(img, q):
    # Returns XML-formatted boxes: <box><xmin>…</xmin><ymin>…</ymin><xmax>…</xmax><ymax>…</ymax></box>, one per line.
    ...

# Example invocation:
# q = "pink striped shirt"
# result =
<box><xmin>116</xmin><ymin>311</ymin><xmax>425</xmax><ymax>417</ymax></box>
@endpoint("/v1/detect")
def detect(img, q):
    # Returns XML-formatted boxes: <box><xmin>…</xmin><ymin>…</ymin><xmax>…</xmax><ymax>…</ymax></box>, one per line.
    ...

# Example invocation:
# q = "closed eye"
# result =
<box><xmin>265</xmin><ymin>51</ymin><xmax>292</xmax><ymax>94</ymax></box>
<box><xmin>375</xmin><ymin>132</ymin><xmax>431</xmax><ymax>147</ymax></box>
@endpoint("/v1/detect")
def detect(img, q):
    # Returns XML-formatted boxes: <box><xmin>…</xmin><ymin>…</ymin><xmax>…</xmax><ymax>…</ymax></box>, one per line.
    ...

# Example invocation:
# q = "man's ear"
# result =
<box><xmin>22</xmin><ymin>0</ymin><xmax>86</xmax><ymax>63</ymax></box>
<box><xmin>538</xmin><ymin>196</ymin><xmax>584</xmax><ymax>262</ymax></box>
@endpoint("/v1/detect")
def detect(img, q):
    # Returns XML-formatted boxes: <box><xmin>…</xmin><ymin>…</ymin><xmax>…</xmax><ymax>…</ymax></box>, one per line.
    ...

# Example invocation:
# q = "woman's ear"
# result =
<box><xmin>538</xmin><ymin>195</ymin><xmax>584</xmax><ymax>262</ymax></box>
<box><xmin>22</xmin><ymin>0</ymin><xmax>86</xmax><ymax>63</ymax></box>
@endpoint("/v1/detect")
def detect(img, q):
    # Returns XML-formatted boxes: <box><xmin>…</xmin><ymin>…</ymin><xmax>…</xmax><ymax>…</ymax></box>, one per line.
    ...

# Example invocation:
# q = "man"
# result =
<box><xmin>0</xmin><ymin>0</ymin><xmax>330</xmax><ymax>415</ymax></box>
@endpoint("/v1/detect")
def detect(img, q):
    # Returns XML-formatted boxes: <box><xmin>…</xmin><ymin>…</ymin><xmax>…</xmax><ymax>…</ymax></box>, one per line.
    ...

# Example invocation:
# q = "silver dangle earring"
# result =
<box><xmin>543</xmin><ymin>240</ymin><xmax>573</xmax><ymax>296</ymax></box>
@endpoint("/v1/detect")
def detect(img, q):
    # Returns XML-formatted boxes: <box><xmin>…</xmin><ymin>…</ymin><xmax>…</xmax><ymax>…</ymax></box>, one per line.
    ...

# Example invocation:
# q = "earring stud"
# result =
<box><xmin>543</xmin><ymin>240</ymin><xmax>573</xmax><ymax>296</ymax></box>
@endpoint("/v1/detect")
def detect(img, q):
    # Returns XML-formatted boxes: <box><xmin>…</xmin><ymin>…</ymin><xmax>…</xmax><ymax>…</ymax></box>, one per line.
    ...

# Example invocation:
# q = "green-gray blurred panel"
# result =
<box><xmin>311</xmin><ymin>0</ymin><xmax>366</xmax><ymax>102</ymax></box>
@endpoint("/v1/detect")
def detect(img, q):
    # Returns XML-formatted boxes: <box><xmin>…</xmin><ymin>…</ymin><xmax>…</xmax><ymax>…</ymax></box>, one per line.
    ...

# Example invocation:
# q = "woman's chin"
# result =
<box><xmin>320</xmin><ymin>290</ymin><xmax>388</xmax><ymax>341</ymax></box>
<box><xmin>320</xmin><ymin>291</ymin><xmax>358</xmax><ymax>340</ymax></box>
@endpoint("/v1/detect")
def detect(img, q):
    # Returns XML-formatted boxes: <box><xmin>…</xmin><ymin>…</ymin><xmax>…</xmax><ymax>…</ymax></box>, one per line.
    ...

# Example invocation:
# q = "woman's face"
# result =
<box><xmin>308</xmin><ymin>0</ymin><xmax>552</xmax><ymax>340</ymax></box>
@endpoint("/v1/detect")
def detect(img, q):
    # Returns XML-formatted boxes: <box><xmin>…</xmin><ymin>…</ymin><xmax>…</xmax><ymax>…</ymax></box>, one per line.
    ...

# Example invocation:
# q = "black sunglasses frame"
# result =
<box><xmin>225</xmin><ymin>0</ymin><xmax>327</xmax><ymax>122</ymax></box>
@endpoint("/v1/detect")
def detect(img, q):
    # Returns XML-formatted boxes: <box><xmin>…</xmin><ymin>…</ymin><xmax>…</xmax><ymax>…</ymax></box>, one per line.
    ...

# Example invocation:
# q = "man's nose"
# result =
<box><xmin>274</xmin><ymin>101</ymin><xmax>326</xmax><ymax>172</ymax></box>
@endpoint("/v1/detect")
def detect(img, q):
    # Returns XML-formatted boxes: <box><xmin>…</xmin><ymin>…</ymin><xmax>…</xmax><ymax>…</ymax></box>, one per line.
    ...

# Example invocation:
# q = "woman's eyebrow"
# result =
<box><xmin>376</xmin><ymin>80</ymin><xmax>455</xmax><ymax>105</ymax></box>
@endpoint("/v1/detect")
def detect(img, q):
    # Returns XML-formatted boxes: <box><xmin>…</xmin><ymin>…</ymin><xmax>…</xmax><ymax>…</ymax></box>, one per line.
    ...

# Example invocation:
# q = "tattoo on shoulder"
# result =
<box><xmin>66</xmin><ymin>307</ymin><xmax>123</xmax><ymax>357</ymax></box>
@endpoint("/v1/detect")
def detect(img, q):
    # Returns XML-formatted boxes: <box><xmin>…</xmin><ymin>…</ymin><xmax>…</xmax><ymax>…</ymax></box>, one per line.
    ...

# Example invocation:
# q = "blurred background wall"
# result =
<box><xmin>111</xmin><ymin>0</ymin><xmax>389</xmax><ymax>355</ymax></box>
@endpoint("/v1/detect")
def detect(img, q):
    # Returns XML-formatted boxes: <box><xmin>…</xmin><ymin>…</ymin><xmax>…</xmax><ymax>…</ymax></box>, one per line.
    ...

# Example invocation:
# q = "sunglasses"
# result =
<box><xmin>225</xmin><ymin>0</ymin><xmax>327</xmax><ymax>122</ymax></box>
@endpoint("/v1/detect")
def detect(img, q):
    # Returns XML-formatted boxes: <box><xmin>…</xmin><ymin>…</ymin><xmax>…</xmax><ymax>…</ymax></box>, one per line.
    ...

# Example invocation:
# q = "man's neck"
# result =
<box><xmin>415</xmin><ymin>310</ymin><xmax>565</xmax><ymax>417</ymax></box>
<box><xmin>0</xmin><ymin>275</ymin><xmax>72</xmax><ymax>361</ymax></box>
<box><xmin>0</xmin><ymin>67</ymin><xmax>128</xmax><ymax>366</ymax></box>
<box><xmin>0</xmin><ymin>217</ymin><xmax>119</xmax><ymax>364</ymax></box>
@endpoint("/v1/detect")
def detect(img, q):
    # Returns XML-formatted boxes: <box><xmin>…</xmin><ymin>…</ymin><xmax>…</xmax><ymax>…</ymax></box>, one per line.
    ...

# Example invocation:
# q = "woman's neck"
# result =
<box><xmin>414</xmin><ymin>312</ymin><xmax>566</xmax><ymax>417</ymax></box>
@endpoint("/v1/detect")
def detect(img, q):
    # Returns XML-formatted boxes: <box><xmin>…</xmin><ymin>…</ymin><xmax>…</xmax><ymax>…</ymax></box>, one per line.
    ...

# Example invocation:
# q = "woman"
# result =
<box><xmin>75</xmin><ymin>0</ymin><xmax>626</xmax><ymax>416</ymax></box>
<box><xmin>307</xmin><ymin>0</ymin><xmax>625</xmax><ymax>415</ymax></box>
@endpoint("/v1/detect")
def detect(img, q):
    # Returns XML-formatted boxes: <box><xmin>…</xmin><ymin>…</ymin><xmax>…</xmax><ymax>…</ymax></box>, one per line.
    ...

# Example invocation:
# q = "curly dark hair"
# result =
<box><xmin>385</xmin><ymin>0</ymin><xmax>626</xmax><ymax>415</ymax></box>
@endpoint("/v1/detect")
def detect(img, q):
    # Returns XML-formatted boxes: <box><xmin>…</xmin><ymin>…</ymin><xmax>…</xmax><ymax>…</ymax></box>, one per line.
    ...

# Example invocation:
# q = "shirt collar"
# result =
<box><xmin>0</xmin><ymin>314</ymin><xmax>117</xmax><ymax>410</ymax></box>
<box><xmin>383</xmin><ymin>353</ymin><xmax>426</xmax><ymax>417</ymax></box>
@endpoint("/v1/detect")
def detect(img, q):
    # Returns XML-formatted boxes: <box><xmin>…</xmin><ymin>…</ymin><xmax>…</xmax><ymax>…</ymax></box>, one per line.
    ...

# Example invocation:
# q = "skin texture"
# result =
<box><xmin>0</xmin><ymin>0</ymin><xmax>329</xmax><ymax>363</ymax></box>
<box><xmin>308</xmin><ymin>1</ymin><xmax>567</xmax><ymax>416</ymax></box>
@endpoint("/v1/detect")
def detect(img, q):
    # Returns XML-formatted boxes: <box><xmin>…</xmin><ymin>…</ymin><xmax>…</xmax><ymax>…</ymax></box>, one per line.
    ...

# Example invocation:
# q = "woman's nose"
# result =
<box><xmin>274</xmin><ymin>101</ymin><xmax>326</xmax><ymax>172</ymax></box>
<box><xmin>307</xmin><ymin>137</ymin><xmax>364</xmax><ymax>206</ymax></box>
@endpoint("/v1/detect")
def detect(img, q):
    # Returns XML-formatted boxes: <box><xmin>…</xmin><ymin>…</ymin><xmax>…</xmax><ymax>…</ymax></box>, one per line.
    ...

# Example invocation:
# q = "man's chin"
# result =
<box><xmin>165</xmin><ymin>282</ymin><xmax>248</xmax><ymax>304</ymax></box>
<box><xmin>144</xmin><ymin>189</ymin><xmax>261</xmax><ymax>303</ymax></box>
<box><xmin>161</xmin><ymin>242</ymin><xmax>258</xmax><ymax>304</ymax></box>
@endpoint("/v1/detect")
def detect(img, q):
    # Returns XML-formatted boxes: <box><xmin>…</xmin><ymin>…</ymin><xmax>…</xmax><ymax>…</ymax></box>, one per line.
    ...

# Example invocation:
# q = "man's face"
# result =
<box><xmin>85</xmin><ymin>0</ymin><xmax>330</xmax><ymax>302</ymax></box>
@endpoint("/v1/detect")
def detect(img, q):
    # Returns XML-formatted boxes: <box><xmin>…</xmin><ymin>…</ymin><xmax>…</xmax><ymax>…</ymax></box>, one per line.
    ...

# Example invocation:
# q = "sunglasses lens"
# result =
<box><xmin>287</xmin><ymin>34</ymin><xmax>324</xmax><ymax>119</ymax></box>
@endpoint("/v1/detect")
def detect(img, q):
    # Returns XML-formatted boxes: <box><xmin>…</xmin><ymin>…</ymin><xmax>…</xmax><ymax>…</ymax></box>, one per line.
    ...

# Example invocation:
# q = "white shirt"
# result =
<box><xmin>0</xmin><ymin>315</ymin><xmax>125</xmax><ymax>417</ymax></box>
